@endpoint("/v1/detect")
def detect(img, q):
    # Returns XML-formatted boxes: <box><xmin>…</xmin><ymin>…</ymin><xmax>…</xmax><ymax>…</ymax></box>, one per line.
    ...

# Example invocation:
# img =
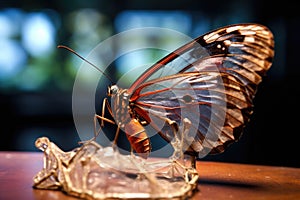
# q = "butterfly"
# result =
<box><xmin>61</xmin><ymin>23</ymin><xmax>274</xmax><ymax>166</ymax></box>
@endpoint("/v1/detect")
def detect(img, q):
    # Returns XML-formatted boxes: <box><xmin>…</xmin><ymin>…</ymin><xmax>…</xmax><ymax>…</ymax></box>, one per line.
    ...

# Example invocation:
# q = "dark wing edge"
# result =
<box><xmin>129</xmin><ymin>23</ymin><xmax>275</xmax><ymax>157</ymax></box>
<box><xmin>193</xmin><ymin>23</ymin><xmax>275</xmax><ymax>155</ymax></box>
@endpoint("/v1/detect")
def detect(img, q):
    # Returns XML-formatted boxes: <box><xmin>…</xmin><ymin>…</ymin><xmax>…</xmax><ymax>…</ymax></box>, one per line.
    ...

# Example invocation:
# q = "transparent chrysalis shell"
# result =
<box><xmin>33</xmin><ymin>137</ymin><xmax>198</xmax><ymax>199</ymax></box>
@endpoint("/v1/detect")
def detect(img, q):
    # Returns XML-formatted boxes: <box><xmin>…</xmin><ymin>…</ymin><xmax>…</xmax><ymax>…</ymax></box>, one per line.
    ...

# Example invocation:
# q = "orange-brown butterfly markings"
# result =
<box><xmin>95</xmin><ymin>85</ymin><xmax>152</xmax><ymax>159</ymax></box>
<box><xmin>60</xmin><ymin>23</ymin><xmax>274</xmax><ymax>166</ymax></box>
<box><xmin>96</xmin><ymin>84</ymin><xmax>183</xmax><ymax>159</ymax></box>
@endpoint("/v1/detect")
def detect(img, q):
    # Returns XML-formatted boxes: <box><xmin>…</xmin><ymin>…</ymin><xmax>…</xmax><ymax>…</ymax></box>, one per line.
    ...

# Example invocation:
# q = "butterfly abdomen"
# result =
<box><xmin>124</xmin><ymin>118</ymin><xmax>151</xmax><ymax>159</ymax></box>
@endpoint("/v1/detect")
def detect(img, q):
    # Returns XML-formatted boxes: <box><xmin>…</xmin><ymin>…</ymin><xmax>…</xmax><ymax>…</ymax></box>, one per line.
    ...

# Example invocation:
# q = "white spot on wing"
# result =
<box><xmin>244</xmin><ymin>36</ymin><xmax>255</xmax><ymax>43</ymax></box>
<box><xmin>226</xmin><ymin>25</ymin><xmax>242</xmax><ymax>32</ymax></box>
<box><xmin>203</xmin><ymin>33</ymin><xmax>220</xmax><ymax>43</ymax></box>
<box><xmin>224</xmin><ymin>40</ymin><xmax>231</xmax><ymax>46</ymax></box>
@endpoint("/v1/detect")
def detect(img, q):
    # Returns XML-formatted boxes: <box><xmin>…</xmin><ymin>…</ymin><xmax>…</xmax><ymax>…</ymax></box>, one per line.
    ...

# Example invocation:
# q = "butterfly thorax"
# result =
<box><xmin>108</xmin><ymin>85</ymin><xmax>132</xmax><ymax>127</ymax></box>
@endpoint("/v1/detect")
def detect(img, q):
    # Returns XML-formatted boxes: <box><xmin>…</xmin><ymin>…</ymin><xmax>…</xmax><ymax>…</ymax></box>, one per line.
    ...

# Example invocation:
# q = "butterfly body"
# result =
<box><xmin>94</xmin><ymin>23</ymin><xmax>274</xmax><ymax>160</ymax></box>
<box><xmin>107</xmin><ymin>85</ymin><xmax>152</xmax><ymax>158</ymax></box>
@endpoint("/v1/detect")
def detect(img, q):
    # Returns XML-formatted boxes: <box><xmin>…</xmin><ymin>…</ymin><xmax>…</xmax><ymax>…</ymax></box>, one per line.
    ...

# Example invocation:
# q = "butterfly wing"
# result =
<box><xmin>128</xmin><ymin>23</ymin><xmax>274</xmax><ymax>157</ymax></box>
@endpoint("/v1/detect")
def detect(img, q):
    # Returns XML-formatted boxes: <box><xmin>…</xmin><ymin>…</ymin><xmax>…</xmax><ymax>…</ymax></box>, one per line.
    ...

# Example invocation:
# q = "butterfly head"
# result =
<box><xmin>107</xmin><ymin>85</ymin><xmax>119</xmax><ymax>97</ymax></box>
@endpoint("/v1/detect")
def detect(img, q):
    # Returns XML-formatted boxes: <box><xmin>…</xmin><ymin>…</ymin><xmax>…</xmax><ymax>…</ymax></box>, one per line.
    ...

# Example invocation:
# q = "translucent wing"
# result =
<box><xmin>129</xmin><ymin>23</ymin><xmax>274</xmax><ymax>157</ymax></box>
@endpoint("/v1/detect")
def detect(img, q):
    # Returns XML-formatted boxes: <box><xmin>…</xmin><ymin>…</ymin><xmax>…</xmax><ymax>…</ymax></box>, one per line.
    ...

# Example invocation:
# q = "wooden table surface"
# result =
<box><xmin>0</xmin><ymin>151</ymin><xmax>299</xmax><ymax>200</ymax></box>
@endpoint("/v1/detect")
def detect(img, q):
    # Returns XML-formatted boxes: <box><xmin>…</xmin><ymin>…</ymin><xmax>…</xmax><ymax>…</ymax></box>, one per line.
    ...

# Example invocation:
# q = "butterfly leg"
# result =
<box><xmin>98</xmin><ymin>97</ymin><xmax>124</xmax><ymax>149</ymax></box>
<box><xmin>150</xmin><ymin>115</ymin><xmax>183</xmax><ymax>159</ymax></box>
<box><xmin>92</xmin><ymin>97</ymin><xmax>115</xmax><ymax>141</ymax></box>
<box><xmin>78</xmin><ymin>114</ymin><xmax>115</xmax><ymax>144</ymax></box>
<box><xmin>79</xmin><ymin>98</ymin><xmax>115</xmax><ymax>144</ymax></box>
<box><xmin>159</xmin><ymin>117</ymin><xmax>197</xmax><ymax>172</ymax></box>
<box><xmin>101</xmin><ymin>98</ymin><xmax>114</xmax><ymax>126</ymax></box>
<box><xmin>170</xmin><ymin>118</ymin><xmax>191</xmax><ymax>157</ymax></box>
<box><xmin>160</xmin><ymin>117</ymin><xmax>196</xmax><ymax>169</ymax></box>
<box><xmin>180</xmin><ymin>118</ymin><xmax>196</xmax><ymax>169</ymax></box>
<box><xmin>112</xmin><ymin>126</ymin><xmax>120</xmax><ymax>146</ymax></box>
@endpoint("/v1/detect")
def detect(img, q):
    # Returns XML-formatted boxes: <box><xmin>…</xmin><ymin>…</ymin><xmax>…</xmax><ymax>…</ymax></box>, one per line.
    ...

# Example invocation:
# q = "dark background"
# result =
<box><xmin>0</xmin><ymin>0</ymin><xmax>299</xmax><ymax>168</ymax></box>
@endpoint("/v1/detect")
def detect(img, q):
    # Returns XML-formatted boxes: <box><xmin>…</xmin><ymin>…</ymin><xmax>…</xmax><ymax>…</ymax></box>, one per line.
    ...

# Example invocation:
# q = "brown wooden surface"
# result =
<box><xmin>0</xmin><ymin>151</ymin><xmax>299</xmax><ymax>200</ymax></box>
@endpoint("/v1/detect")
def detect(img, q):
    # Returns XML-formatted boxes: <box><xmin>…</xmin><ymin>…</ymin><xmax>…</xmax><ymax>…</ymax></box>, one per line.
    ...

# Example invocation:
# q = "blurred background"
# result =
<box><xmin>0</xmin><ymin>0</ymin><xmax>299</xmax><ymax>168</ymax></box>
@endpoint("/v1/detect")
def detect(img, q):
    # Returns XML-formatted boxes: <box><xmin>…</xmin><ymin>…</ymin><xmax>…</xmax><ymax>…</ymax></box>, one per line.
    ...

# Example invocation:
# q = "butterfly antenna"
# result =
<box><xmin>57</xmin><ymin>45</ymin><xmax>113</xmax><ymax>84</ymax></box>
